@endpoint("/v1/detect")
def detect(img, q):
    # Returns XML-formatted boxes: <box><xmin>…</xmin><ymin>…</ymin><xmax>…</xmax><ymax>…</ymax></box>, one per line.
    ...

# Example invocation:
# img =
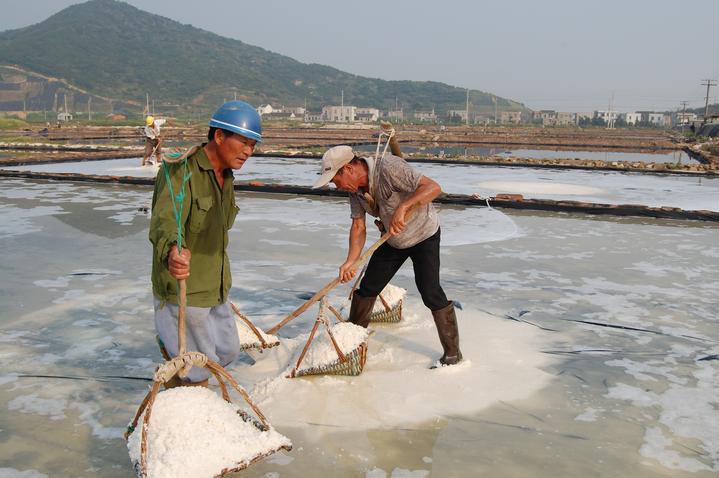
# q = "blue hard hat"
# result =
<box><xmin>208</xmin><ymin>100</ymin><xmax>262</xmax><ymax>143</ymax></box>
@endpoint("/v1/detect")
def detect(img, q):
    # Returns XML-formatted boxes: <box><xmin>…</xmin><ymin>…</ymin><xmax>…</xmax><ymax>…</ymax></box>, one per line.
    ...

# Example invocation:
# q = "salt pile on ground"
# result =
<box><xmin>293</xmin><ymin>322</ymin><xmax>369</xmax><ymax>374</ymax></box>
<box><xmin>246</xmin><ymin>304</ymin><xmax>555</xmax><ymax>430</ymax></box>
<box><xmin>127</xmin><ymin>387</ymin><xmax>291</xmax><ymax>478</ymax></box>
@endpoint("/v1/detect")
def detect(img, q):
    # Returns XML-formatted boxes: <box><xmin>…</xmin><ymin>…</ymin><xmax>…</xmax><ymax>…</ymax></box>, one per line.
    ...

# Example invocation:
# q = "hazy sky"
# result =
<box><xmin>1</xmin><ymin>0</ymin><xmax>718</xmax><ymax>112</ymax></box>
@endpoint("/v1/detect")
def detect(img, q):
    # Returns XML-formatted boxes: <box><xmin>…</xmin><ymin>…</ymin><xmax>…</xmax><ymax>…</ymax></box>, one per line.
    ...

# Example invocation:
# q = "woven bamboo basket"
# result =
<box><xmin>369</xmin><ymin>294</ymin><xmax>403</xmax><ymax>323</ymax></box>
<box><xmin>292</xmin><ymin>342</ymin><xmax>368</xmax><ymax>378</ymax></box>
<box><xmin>287</xmin><ymin>298</ymin><xmax>369</xmax><ymax>378</ymax></box>
<box><xmin>126</xmin><ymin>352</ymin><xmax>291</xmax><ymax>477</ymax></box>
<box><xmin>230</xmin><ymin>303</ymin><xmax>280</xmax><ymax>352</ymax></box>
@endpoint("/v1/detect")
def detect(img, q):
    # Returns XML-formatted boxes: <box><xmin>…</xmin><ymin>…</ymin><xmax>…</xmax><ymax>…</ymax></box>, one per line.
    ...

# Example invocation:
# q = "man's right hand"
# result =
<box><xmin>168</xmin><ymin>245</ymin><xmax>191</xmax><ymax>280</ymax></box>
<box><xmin>338</xmin><ymin>260</ymin><xmax>357</xmax><ymax>283</ymax></box>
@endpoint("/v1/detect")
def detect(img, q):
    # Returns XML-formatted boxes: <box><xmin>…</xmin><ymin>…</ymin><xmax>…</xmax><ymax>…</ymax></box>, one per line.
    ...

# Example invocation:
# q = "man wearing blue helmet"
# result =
<box><xmin>148</xmin><ymin>100</ymin><xmax>262</xmax><ymax>387</ymax></box>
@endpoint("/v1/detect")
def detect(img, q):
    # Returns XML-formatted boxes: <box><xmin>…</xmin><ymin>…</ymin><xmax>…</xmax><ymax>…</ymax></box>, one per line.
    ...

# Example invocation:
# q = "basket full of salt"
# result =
<box><xmin>126</xmin><ymin>353</ymin><xmax>291</xmax><ymax>478</ymax></box>
<box><xmin>127</xmin><ymin>386</ymin><xmax>291</xmax><ymax>478</ymax></box>
<box><xmin>367</xmin><ymin>283</ymin><xmax>406</xmax><ymax>323</ymax></box>
<box><xmin>288</xmin><ymin>299</ymin><xmax>370</xmax><ymax>378</ymax></box>
<box><xmin>231</xmin><ymin>302</ymin><xmax>280</xmax><ymax>352</ymax></box>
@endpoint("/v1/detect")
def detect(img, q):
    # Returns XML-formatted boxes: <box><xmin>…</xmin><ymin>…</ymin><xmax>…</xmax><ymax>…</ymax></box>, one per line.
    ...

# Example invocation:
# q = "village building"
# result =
<box><xmin>322</xmin><ymin>105</ymin><xmax>356</xmax><ymax>122</ymax></box>
<box><xmin>500</xmin><ymin>111</ymin><xmax>522</xmax><ymax>124</ymax></box>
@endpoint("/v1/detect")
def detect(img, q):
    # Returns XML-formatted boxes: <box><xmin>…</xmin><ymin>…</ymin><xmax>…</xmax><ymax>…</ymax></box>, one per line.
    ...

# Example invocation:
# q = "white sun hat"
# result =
<box><xmin>312</xmin><ymin>145</ymin><xmax>355</xmax><ymax>188</ymax></box>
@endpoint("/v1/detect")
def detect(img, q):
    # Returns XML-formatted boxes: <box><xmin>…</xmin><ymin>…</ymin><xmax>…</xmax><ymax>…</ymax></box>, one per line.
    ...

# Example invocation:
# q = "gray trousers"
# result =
<box><xmin>154</xmin><ymin>297</ymin><xmax>241</xmax><ymax>382</ymax></box>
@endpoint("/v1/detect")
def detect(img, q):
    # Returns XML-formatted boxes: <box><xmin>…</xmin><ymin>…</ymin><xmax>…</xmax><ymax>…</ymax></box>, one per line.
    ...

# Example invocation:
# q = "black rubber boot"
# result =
<box><xmin>348</xmin><ymin>293</ymin><xmax>377</xmax><ymax>328</ymax></box>
<box><xmin>431</xmin><ymin>301</ymin><xmax>462</xmax><ymax>367</ymax></box>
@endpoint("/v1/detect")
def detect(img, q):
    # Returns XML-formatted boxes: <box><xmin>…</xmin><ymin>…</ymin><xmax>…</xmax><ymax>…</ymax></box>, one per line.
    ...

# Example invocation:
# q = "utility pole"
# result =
<box><xmin>606</xmin><ymin>93</ymin><xmax>615</xmax><ymax>129</ymax></box>
<box><xmin>492</xmin><ymin>96</ymin><xmax>498</xmax><ymax>125</ymax></box>
<box><xmin>146</xmin><ymin>93</ymin><xmax>150</xmax><ymax>116</ymax></box>
<box><xmin>465</xmin><ymin>89</ymin><xmax>469</xmax><ymax>126</ymax></box>
<box><xmin>680</xmin><ymin>100</ymin><xmax>689</xmax><ymax>133</ymax></box>
<box><xmin>88</xmin><ymin>97</ymin><xmax>92</xmax><ymax>122</ymax></box>
<box><xmin>701</xmin><ymin>79</ymin><xmax>716</xmax><ymax>122</ymax></box>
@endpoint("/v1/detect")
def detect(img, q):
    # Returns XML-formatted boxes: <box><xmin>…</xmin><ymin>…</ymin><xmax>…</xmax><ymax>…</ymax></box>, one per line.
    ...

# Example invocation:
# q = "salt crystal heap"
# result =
<box><xmin>371</xmin><ymin>283</ymin><xmax>406</xmax><ymax>314</ymax></box>
<box><xmin>292</xmin><ymin>322</ymin><xmax>369</xmax><ymax>377</ymax></box>
<box><xmin>127</xmin><ymin>387</ymin><xmax>291</xmax><ymax>478</ymax></box>
<box><xmin>236</xmin><ymin>317</ymin><xmax>280</xmax><ymax>351</ymax></box>
<box><xmin>334</xmin><ymin>283</ymin><xmax>406</xmax><ymax>322</ymax></box>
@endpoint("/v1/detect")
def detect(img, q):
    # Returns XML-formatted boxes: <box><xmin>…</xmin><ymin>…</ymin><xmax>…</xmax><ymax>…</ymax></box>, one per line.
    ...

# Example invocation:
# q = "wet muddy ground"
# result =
<box><xmin>0</xmin><ymin>177</ymin><xmax>717</xmax><ymax>477</ymax></box>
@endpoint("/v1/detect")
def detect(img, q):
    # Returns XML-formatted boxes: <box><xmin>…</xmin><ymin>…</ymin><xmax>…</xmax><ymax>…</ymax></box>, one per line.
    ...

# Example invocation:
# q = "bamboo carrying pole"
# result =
<box><xmin>178</xmin><ymin>279</ymin><xmax>187</xmax><ymax>355</ymax></box>
<box><xmin>266</xmin><ymin>204</ymin><xmax>417</xmax><ymax>335</ymax></box>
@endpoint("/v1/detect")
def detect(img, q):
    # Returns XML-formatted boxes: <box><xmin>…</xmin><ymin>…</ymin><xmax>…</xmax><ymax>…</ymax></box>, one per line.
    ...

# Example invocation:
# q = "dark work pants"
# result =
<box><xmin>357</xmin><ymin>228</ymin><xmax>450</xmax><ymax>311</ymax></box>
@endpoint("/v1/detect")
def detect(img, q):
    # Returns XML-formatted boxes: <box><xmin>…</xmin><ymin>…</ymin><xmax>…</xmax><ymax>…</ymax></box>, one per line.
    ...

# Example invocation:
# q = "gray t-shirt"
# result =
<box><xmin>350</xmin><ymin>154</ymin><xmax>439</xmax><ymax>249</ymax></box>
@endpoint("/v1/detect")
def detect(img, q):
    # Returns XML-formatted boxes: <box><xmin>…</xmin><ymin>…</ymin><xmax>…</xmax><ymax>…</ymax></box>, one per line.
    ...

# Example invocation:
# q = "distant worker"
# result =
<box><xmin>141</xmin><ymin>115</ymin><xmax>165</xmax><ymax>166</ymax></box>
<box><xmin>148</xmin><ymin>100</ymin><xmax>262</xmax><ymax>387</ymax></box>
<box><xmin>312</xmin><ymin>141</ymin><xmax>462</xmax><ymax>367</ymax></box>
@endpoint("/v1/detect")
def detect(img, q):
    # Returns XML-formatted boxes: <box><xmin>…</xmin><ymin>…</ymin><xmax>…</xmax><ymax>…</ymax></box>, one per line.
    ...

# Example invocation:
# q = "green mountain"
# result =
<box><xmin>0</xmin><ymin>0</ymin><xmax>526</xmax><ymax>117</ymax></box>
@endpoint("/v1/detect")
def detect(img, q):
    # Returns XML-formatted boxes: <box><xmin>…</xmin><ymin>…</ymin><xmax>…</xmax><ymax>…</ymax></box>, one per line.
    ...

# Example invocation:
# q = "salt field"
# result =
<box><xmin>0</xmin><ymin>175</ymin><xmax>717</xmax><ymax>477</ymax></box>
<box><xmin>9</xmin><ymin>155</ymin><xmax>719</xmax><ymax>211</ymax></box>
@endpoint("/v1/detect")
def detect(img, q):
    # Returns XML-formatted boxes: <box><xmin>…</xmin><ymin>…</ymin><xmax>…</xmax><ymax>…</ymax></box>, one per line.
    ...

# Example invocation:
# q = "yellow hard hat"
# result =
<box><xmin>145</xmin><ymin>116</ymin><xmax>154</xmax><ymax>126</ymax></box>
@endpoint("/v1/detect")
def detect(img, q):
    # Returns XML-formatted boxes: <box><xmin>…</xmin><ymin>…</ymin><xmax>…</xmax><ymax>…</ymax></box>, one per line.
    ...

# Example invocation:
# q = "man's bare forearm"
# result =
<box><xmin>346</xmin><ymin>219</ymin><xmax>366</xmax><ymax>263</ymax></box>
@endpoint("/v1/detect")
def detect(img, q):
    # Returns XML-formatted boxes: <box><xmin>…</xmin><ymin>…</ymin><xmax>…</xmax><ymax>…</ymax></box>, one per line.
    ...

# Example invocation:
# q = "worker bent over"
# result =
<box><xmin>313</xmin><ymin>145</ymin><xmax>462</xmax><ymax>367</ymax></box>
<box><xmin>141</xmin><ymin>115</ymin><xmax>165</xmax><ymax>166</ymax></box>
<box><xmin>148</xmin><ymin>101</ymin><xmax>262</xmax><ymax>386</ymax></box>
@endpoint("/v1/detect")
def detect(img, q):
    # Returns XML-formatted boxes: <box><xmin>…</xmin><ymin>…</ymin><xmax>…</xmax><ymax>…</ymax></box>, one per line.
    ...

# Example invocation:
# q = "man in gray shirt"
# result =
<box><xmin>313</xmin><ymin>145</ymin><xmax>462</xmax><ymax>367</ymax></box>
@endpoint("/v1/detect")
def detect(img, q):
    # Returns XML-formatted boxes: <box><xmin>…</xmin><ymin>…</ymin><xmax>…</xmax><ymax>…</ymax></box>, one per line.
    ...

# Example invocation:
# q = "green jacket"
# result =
<box><xmin>149</xmin><ymin>145</ymin><xmax>239</xmax><ymax>307</ymax></box>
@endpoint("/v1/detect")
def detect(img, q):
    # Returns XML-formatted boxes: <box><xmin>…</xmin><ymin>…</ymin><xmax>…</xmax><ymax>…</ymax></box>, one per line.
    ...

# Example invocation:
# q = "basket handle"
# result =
<box><xmin>231</xmin><ymin>302</ymin><xmax>268</xmax><ymax>348</ymax></box>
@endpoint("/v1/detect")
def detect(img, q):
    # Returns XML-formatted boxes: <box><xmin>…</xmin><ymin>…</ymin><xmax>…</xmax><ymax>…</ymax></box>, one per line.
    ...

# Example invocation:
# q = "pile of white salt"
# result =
<box><xmin>236</xmin><ymin>317</ymin><xmax>280</xmax><ymax>349</ymax></box>
<box><xmin>127</xmin><ymin>387</ymin><xmax>291</xmax><ymax>478</ymax></box>
<box><xmin>371</xmin><ymin>283</ymin><xmax>406</xmax><ymax>312</ymax></box>
<box><xmin>334</xmin><ymin>283</ymin><xmax>406</xmax><ymax>315</ymax></box>
<box><xmin>293</xmin><ymin>322</ymin><xmax>369</xmax><ymax>374</ymax></box>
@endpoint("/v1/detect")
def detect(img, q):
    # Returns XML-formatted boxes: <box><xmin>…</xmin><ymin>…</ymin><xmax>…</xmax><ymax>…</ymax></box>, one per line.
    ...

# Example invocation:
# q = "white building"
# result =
<box><xmin>648</xmin><ymin>113</ymin><xmax>668</xmax><ymax>126</ymax></box>
<box><xmin>447</xmin><ymin>109</ymin><xmax>468</xmax><ymax>122</ymax></box>
<box><xmin>322</xmin><ymin>105</ymin><xmax>356</xmax><ymax>122</ymax></box>
<box><xmin>500</xmin><ymin>111</ymin><xmax>522</xmax><ymax>124</ymax></box>
<box><xmin>532</xmin><ymin>110</ymin><xmax>559</xmax><ymax>126</ymax></box>
<box><xmin>624</xmin><ymin>112</ymin><xmax>641</xmax><ymax>125</ymax></box>
<box><xmin>256</xmin><ymin>104</ymin><xmax>274</xmax><ymax>116</ymax></box>
<box><xmin>414</xmin><ymin>109</ymin><xmax>437</xmax><ymax>122</ymax></box>
<box><xmin>675</xmin><ymin>112</ymin><xmax>698</xmax><ymax>125</ymax></box>
<box><xmin>356</xmin><ymin>107</ymin><xmax>380</xmax><ymax>122</ymax></box>
<box><xmin>304</xmin><ymin>111</ymin><xmax>322</xmax><ymax>122</ymax></box>
<box><xmin>595</xmin><ymin>110</ymin><xmax>619</xmax><ymax>125</ymax></box>
<box><xmin>556</xmin><ymin>112</ymin><xmax>576</xmax><ymax>126</ymax></box>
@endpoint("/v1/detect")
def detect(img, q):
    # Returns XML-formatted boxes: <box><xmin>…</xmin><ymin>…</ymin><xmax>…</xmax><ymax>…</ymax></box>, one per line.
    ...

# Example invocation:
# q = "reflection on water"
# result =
<box><xmin>354</xmin><ymin>143</ymin><xmax>696</xmax><ymax>164</ymax></box>
<box><xmin>0</xmin><ymin>179</ymin><xmax>718</xmax><ymax>477</ymax></box>
<box><xmin>11</xmin><ymin>156</ymin><xmax>719</xmax><ymax>211</ymax></box>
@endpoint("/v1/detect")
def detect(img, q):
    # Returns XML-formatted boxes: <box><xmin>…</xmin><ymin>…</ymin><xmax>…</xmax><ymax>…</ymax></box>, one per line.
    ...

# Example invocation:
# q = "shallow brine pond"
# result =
<box><xmin>0</xmin><ymin>178</ymin><xmax>717</xmax><ymax>477</ymax></box>
<box><xmin>10</xmin><ymin>156</ymin><xmax>719</xmax><ymax>211</ymax></box>
<box><xmin>354</xmin><ymin>144</ymin><xmax>697</xmax><ymax>164</ymax></box>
